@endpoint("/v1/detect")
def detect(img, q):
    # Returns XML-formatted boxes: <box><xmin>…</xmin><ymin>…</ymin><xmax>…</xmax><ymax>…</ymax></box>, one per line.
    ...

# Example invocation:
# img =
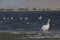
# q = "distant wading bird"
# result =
<box><xmin>41</xmin><ymin>19</ymin><xmax>50</xmax><ymax>31</ymax></box>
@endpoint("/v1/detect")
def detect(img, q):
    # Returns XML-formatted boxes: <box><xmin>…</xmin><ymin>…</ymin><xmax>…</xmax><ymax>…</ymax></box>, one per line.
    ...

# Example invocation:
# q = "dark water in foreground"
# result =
<box><xmin>0</xmin><ymin>11</ymin><xmax>60</xmax><ymax>31</ymax></box>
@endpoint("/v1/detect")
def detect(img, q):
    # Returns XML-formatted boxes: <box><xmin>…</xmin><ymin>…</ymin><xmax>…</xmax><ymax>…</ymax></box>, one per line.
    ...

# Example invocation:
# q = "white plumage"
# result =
<box><xmin>41</xmin><ymin>19</ymin><xmax>50</xmax><ymax>31</ymax></box>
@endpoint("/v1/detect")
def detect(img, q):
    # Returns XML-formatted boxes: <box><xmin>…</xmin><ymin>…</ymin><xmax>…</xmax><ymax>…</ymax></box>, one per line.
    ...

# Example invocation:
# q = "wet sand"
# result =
<box><xmin>0</xmin><ymin>32</ymin><xmax>60</xmax><ymax>40</ymax></box>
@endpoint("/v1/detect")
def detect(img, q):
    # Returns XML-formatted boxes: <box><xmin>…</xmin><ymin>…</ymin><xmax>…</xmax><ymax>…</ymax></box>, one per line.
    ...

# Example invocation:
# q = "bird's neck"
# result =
<box><xmin>46</xmin><ymin>21</ymin><xmax>50</xmax><ymax>25</ymax></box>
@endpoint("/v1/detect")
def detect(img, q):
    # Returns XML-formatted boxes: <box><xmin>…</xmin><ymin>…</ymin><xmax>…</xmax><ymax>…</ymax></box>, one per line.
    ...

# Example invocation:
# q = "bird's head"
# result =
<box><xmin>48</xmin><ymin>19</ymin><xmax>50</xmax><ymax>22</ymax></box>
<box><xmin>46</xmin><ymin>19</ymin><xmax>51</xmax><ymax>24</ymax></box>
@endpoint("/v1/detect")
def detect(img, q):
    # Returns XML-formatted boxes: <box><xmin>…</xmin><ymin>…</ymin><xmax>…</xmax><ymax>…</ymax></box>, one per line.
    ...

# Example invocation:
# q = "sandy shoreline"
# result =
<box><xmin>0</xmin><ymin>32</ymin><xmax>60</xmax><ymax>40</ymax></box>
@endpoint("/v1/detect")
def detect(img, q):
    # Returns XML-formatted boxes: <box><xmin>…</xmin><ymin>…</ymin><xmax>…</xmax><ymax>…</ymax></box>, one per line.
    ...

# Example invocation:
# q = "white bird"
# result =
<box><xmin>11</xmin><ymin>17</ymin><xmax>13</xmax><ymax>19</ymax></box>
<box><xmin>41</xmin><ymin>19</ymin><xmax>50</xmax><ymax>31</ymax></box>
<box><xmin>3</xmin><ymin>17</ymin><xmax>6</xmax><ymax>19</ymax></box>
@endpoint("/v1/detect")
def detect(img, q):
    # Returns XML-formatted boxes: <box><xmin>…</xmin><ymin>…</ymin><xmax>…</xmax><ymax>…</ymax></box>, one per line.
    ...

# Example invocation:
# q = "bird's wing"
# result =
<box><xmin>41</xmin><ymin>25</ymin><xmax>45</xmax><ymax>30</ymax></box>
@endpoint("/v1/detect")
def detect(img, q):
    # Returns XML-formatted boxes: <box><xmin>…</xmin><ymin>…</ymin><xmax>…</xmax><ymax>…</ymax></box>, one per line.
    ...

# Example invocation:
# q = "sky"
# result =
<box><xmin>0</xmin><ymin>0</ymin><xmax>60</xmax><ymax>8</ymax></box>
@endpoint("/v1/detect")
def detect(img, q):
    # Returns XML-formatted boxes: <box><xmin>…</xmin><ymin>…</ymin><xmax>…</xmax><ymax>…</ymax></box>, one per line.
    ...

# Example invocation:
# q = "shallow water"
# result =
<box><xmin>0</xmin><ymin>11</ymin><xmax>60</xmax><ymax>31</ymax></box>
<box><xmin>0</xmin><ymin>30</ymin><xmax>60</xmax><ymax>40</ymax></box>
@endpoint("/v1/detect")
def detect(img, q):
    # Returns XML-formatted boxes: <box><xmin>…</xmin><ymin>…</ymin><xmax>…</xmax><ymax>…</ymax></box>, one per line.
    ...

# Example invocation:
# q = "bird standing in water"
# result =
<box><xmin>41</xmin><ymin>19</ymin><xmax>50</xmax><ymax>31</ymax></box>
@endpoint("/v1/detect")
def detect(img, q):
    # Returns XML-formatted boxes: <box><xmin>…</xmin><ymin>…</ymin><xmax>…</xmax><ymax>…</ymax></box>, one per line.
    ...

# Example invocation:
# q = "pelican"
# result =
<box><xmin>41</xmin><ymin>19</ymin><xmax>50</xmax><ymax>31</ymax></box>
